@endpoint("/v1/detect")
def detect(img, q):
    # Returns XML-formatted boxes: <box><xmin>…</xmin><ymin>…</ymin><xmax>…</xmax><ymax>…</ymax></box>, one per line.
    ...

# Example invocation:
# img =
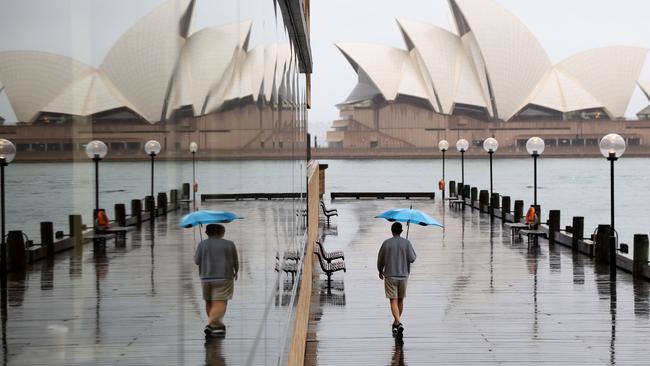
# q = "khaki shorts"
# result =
<box><xmin>202</xmin><ymin>279</ymin><xmax>234</xmax><ymax>301</ymax></box>
<box><xmin>384</xmin><ymin>278</ymin><xmax>408</xmax><ymax>299</ymax></box>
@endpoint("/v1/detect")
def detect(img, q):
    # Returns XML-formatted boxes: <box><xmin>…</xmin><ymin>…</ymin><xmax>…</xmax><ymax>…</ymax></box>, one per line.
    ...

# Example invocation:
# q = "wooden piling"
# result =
<box><xmin>463</xmin><ymin>185</ymin><xmax>470</xmax><ymax>200</ymax></box>
<box><xmin>182</xmin><ymin>183</ymin><xmax>191</xmax><ymax>200</ymax></box>
<box><xmin>144</xmin><ymin>196</ymin><xmax>155</xmax><ymax>219</ymax></box>
<box><xmin>633</xmin><ymin>234</ymin><xmax>649</xmax><ymax>277</ymax></box>
<box><xmin>572</xmin><ymin>217</ymin><xmax>584</xmax><ymax>251</ymax></box>
<box><xmin>471</xmin><ymin>187</ymin><xmax>478</xmax><ymax>203</ymax></box>
<box><xmin>131</xmin><ymin>199</ymin><xmax>142</xmax><ymax>226</ymax></box>
<box><xmin>595</xmin><ymin>224</ymin><xmax>611</xmax><ymax>264</ymax></box>
<box><xmin>548</xmin><ymin>210</ymin><xmax>560</xmax><ymax>245</ymax></box>
<box><xmin>7</xmin><ymin>231</ymin><xmax>26</xmax><ymax>272</ymax></box>
<box><xmin>514</xmin><ymin>200</ymin><xmax>524</xmax><ymax>223</ymax></box>
<box><xmin>40</xmin><ymin>222</ymin><xmax>54</xmax><ymax>258</ymax></box>
<box><xmin>479</xmin><ymin>190</ymin><xmax>489</xmax><ymax>212</ymax></box>
<box><xmin>115</xmin><ymin>204</ymin><xmax>126</xmax><ymax>227</ymax></box>
<box><xmin>69</xmin><ymin>214</ymin><xmax>83</xmax><ymax>248</ymax></box>
<box><xmin>170</xmin><ymin>189</ymin><xmax>179</xmax><ymax>206</ymax></box>
<box><xmin>490</xmin><ymin>193</ymin><xmax>500</xmax><ymax>218</ymax></box>
<box><xmin>157</xmin><ymin>192</ymin><xmax>168</xmax><ymax>216</ymax></box>
<box><xmin>501</xmin><ymin>196</ymin><xmax>511</xmax><ymax>222</ymax></box>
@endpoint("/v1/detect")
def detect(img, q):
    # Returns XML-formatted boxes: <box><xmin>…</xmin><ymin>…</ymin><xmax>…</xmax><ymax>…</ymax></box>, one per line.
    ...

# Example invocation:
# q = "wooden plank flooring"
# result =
<box><xmin>306</xmin><ymin>200</ymin><xmax>650</xmax><ymax>365</ymax></box>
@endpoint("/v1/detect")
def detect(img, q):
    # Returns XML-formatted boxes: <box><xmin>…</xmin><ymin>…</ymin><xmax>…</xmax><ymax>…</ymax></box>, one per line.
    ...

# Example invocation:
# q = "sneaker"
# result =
<box><xmin>204</xmin><ymin>325</ymin><xmax>215</xmax><ymax>336</ymax></box>
<box><xmin>210</xmin><ymin>324</ymin><xmax>226</xmax><ymax>337</ymax></box>
<box><xmin>392</xmin><ymin>323</ymin><xmax>398</xmax><ymax>337</ymax></box>
<box><xmin>397</xmin><ymin>323</ymin><xmax>404</xmax><ymax>336</ymax></box>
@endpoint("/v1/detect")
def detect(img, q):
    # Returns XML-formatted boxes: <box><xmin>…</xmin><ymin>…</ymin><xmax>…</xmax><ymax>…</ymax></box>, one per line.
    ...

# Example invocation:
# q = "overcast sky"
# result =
<box><xmin>1</xmin><ymin>0</ymin><xmax>650</xmax><ymax>141</ymax></box>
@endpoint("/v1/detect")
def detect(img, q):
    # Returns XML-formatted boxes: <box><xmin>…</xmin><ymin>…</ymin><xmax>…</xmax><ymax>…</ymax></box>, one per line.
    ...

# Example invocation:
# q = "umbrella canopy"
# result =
<box><xmin>180</xmin><ymin>210</ymin><xmax>242</xmax><ymax>228</ymax></box>
<box><xmin>375</xmin><ymin>208</ymin><xmax>443</xmax><ymax>228</ymax></box>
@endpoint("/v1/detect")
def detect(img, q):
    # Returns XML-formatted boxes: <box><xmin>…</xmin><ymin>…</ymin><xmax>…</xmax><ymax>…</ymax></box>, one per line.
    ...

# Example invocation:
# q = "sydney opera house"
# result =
<box><xmin>325</xmin><ymin>0</ymin><xmax>650</xmax><ymax>156</ymax></box>
<box><xmin>0</xmin><ymin>0</ymin><xmax>310</xmax><ymax>160</ymax></box>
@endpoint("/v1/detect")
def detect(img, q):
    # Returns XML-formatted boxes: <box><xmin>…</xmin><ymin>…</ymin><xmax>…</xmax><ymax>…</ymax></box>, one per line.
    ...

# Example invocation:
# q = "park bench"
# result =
<box><xmin>314</xmin><ymin>244</ymin><xmax>346</xmax><ymax>293</ymax></box>
<box><xmin>275</xmin><ymin>259</ymin><xmax>298</xmax><ymax>282</ymax></box>
<box><xmin>320</xmin><ymin>201</ymin><xmax>338</xmax><ymax>225</ymax></box>
<box><xmin>520</xmin><ymin>229</ymin><xmax>546</xmax><ymax>246</ymax></box>
<box><xmin>449</xmin><ymin>199</ymin><xmax>465</xmax><ymax>209</ymax></box>
<box><xmin>276</xmin><ymin>250</ymin><xmax>301</xmax><ymax>261</ymax></box>
<box><xmin>315</xmin><ymin>241</ymin><xmax>344</xmax><ymax>263</ymax></box>
<box><xmin>505</xmin><ymin>223</ymin><xmax>529</xmax><ymax>239</ymax></box>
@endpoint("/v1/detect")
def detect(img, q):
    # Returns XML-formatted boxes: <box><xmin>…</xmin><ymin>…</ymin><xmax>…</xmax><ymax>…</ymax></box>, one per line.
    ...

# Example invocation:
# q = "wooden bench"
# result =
<box><xmin>505</xmin><ymin>223</ymin><xmax>529</xmax><ymax>239</ymax></box>
<box><xmin>320</xmin><ymin>201</ymin><xmax>338</xmax><ymax>226</ymax></box>
<box><xmin>520</xmin><ymin>229</ymin><xmax>546</xmax><ymax>246</ymax></box>
<box><xmin>97</xmin><ymin>226</ymin><xmax>133</xmax><ymax>244</ymax></box>
<box><xmin>314</xmin><ymin>245</ymin><xmax>346</xmax><ymax>293</ymax></box>
<box><xmin>276</xmin><ymin>250</ymin><xmax>301</xmax><ymax>262</ymax></box>
<box><xmin>449</xmin><ymin>199</ymin><xmax>465</xmax><ymax>209</ymax></box>
<box><xmin>275</xmin><ymin>260</ymin><xmax>298</xmax><ymax>282</ymax></box>
<box><xmin>315</xmin><ymin>241</ymin><xmax>344</xmax><ymax>262</ymax></box>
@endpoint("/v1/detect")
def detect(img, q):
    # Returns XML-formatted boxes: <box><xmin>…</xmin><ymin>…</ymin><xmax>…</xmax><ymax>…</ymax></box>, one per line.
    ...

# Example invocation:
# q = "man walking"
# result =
<box><xmin>377</xmin><ymin>222</ymin><xmax>416</xmax><ymax>338</ymax></box>
<box><xmin>194</xmin><ymin>224</ymin><xmax>239</xmax><ymax>337</ymax></box>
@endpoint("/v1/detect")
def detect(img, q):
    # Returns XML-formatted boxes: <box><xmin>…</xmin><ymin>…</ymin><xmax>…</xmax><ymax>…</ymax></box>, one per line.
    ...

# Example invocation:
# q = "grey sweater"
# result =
<box><xmin>193</xmin><ymin>238</ymin><xmax>239</xmax><ymax>282</ymax></box>
<box><xmin>377</xmin><ymin>236</ymin><xmax>416</xmax><ymax>280</ymax></box>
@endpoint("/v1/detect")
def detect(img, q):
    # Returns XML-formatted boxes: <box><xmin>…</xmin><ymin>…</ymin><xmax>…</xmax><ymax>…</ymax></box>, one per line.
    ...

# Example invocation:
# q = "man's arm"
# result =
<box><xmin>407</xmin><ymin>241</ymin><xmax>417</xmax><ymax>263</ymax></box>
<box><xmin>232</xmin><ymin>243</ymin><xmax>239</xmax><ymax>279</ymax></box>
<box><xmin>193</xmin><ymin>242</ymin><xmax>202</xmax><ymax>265</ymax></box>
<box><xmin>377</xmin><ymin>243</ymin><xmax>385</xmax><ymax>279</ymax></box>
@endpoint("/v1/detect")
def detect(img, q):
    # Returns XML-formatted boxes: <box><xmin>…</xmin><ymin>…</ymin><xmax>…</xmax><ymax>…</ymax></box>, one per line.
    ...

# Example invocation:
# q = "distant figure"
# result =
<box><xmin>377</xmin><ymin>222</ymin><xmax>417</xmax><ymax>338</ymax></box>
<box><xmin>525</xmin><ymin>205</ymin><xmax>538</xmax><ymax>229</ymax></box>
<box><xmin>194</xmin><ymin>224</ymin><xmax>239</xmax><ymax>337</ymax></box>
<box><xmin>94</xmin><ymin>209</ymin><xmax>111</xmax><ymax>231</ymax></box>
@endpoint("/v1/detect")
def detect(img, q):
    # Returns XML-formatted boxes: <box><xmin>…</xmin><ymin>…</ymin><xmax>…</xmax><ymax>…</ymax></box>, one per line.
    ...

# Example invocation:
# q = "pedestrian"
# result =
<box><xmin>377</xmin><ymin>222</ymin><xmax>416</xmax><ymax>338</ymax></box>
<box><xmin>194</xmin><ymin>224</ymin><xmax>239</xmax><ymax>337</ymax></box>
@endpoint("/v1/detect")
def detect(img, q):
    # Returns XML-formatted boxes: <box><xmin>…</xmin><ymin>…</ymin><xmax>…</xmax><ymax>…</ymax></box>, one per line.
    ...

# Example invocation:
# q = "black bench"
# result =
<box><xmin>320</xmin><ymin>201</ymin><xmax>338</xmax><ymax>226</ymax></box>
<box><xmin>315</xmin><ymin>241</ymin><xmax>344</xmax><ymax>262</ymax></box>
<box><xmin>314</xmin><ymin>245</ymin><xmax>346</xmax><ymax>293</ymax></box>
<box><xmin>276</xmin><ymin>250</ymin><xmax>301</xmax><ymax>262</ymax></box>
<box><xmin>275</xmin><ymin>260</ymin><xmax>298</xmax><ymax>282</ymax></box>
<box><xmin>520</xmin><ymin>229</ymin><xmax>546</xmax><ymax>247</ymax></box>
<box><xmin>449</xmin><ymin>199</ymin><xmax>465</xmax><ymax>209</ymax></box>
<box><xmin>505</xmin><ymin>223</ymin><xmax>529</xmax><ymax>239</ymax></box>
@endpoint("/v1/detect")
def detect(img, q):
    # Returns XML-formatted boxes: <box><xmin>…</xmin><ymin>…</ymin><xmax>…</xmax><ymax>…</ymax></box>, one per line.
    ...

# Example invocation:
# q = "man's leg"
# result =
<box><xmin>389</xmin><ymin>298</ymin><xmax>401</xmax><ymax>325</ymax></box>
<box><xmin>397</xmin><ymin>298</ymin><xmax>404</xmax><ymax>316</ymax></box>
<box><xmin>208</xmin><ymin>300</ymin><xmax>228</xmax><ymax>327</ymax></box>
<box><xmin>205</xmin><ymin>301</ymin><xmax>212</xmax><ymax>318</ymax></box>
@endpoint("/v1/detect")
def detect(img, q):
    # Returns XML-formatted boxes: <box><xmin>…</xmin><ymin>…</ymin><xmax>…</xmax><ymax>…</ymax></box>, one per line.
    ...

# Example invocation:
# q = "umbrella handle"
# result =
<box><xmin>406</xmin><ymin>220</ymin><xmax>410</xmax><ymax>239</ymax></box>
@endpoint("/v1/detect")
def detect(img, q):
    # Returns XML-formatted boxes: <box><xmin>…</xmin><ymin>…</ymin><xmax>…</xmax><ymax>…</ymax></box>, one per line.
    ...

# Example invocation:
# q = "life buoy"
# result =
<box><xmin>193</xmin><ymin>182</ymin><xmax>198</xmax><ymax>193</ymax></box>
<box><xmin>438</xmin><ymin>180</ymin><xmax>445</xmax><ymax>191</ymax></box>
<box><xmin>525</xmin><ymin>207</ymin><xmax>537</xmax><ymax>225</ymax></box>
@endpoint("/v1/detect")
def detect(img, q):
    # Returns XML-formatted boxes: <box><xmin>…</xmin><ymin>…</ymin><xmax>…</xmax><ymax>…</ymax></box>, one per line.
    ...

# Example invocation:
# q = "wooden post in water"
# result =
<box><xmin>571</xmin><ymin>216</ymin><xmax>584</xmax><ymax>251</ymax></box>
<box><xmin>131</xmin><ymin>199</ymin><xmax>142</xmax><ymax>226</ymax></box>
<box><xmin>514</xmin><ymin>200</ymin><xmax>524</xmax><ymax>223</ymax></box>
<box><xmin>40</xmin><ymin>222</ymin><xmax>54</xmax><ymax>258</ymax></box>
<box><xmin>548</xmin><ymin>210</ymin><xmax>560</xmax><ymax>245</ymax></box>
<box><xmin>479</xmin><ymin>190</ymin><xmax>489</xmax><ymax>212</ymax></box>
<box><xmin>69</xmin><ymin>214</ymin><xmax>83</xmax><ymax>249</ymax></box>
<box><xmin>7</xmin><ymin>231</ymin><xmax>26</xmax><ymax>272</ymax></box>
<box><xmin>501</xmin><ymin>196</ymin><xmax>511</xmax><ymax>222</ymax></box>
<box><xmin>449</xmin><ymin>180</ymin><xmax>456</xmax><ymax>198</ymax></box>
<box><xmin>157</xmin><ymin>192</ymin><xmax>168</xmax><ymax>216</ymax></box>
<box><xmin>633</xmin><ymin>234</ymin><xmax>649</xmax><ymax>277</ymax></box>
<box><xmin>115</xmin><ymin>204</ymin><xmax>126</xmax><ymax>227</ymax></box>
<box><xmin>595</xmin><ymin>224</ymin><xmax>611</xmax><ymax>264</ymax></box>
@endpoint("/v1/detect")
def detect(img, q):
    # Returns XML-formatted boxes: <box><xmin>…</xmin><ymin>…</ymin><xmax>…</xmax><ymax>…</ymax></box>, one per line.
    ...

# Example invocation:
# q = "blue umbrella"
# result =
<box><xmin>180</xmin><ymin>210</ymin><xmax>243</xmax><ymax>229</ymax></box>
<box><xmin>375</xmin><ymin>206</ymin><xmax>443</xmax><ymax>238</ymax></box>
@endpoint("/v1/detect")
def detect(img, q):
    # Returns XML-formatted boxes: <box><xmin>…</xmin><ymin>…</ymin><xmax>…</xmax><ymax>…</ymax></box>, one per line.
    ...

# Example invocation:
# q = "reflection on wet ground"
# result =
<box><xmin>306</xmin><ymin>200</ymin><xmax>650</xmax><ymax>365</ymax></box>
<box><xmin>0</xmin><ymin>201</ymin><xmax>301</xmax><ymax>365</ymax></box>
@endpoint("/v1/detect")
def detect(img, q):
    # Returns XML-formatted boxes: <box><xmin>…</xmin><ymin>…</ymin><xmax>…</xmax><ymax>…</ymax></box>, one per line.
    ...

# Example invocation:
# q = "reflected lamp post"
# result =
<box><xmin>144</xmin><ymin>140</ymin><xmax>162</xmax><ymax>222</ymax></box>
<box><xmin>438</xmin><ymin>140</ymin><xmax>449</xmax><ymax>201</ymax></box>
<box><xmin>0</xmin><ymin>139</ymin><xmax>15</xmax><ymax>274</ymax></box>
<box><xmin>189</xmin><ymin>142</ymin><xmax>198</xmax><ymax>211</ymax></box>
<box><xmin>456</xmin><ymin>139</ymin><xmax>469</xmax><ymax>191</ymax></box>
<box><xmin>483</xmin><ymin>138</ymin><xmax>498</xmax><ymax>197</ymax></box>
<box><xmin>85</xmin><ymin>141</ymin><xmax>108</xmax><ymax>224</ymax></box>
<box><xmin>599</xmin><ymin>133</ymin><xmax>626</xmax><ymax>280</ymax></box>
<box><xmin>526</xmin><ymin>137</ymin><xmax>545</xmax><ymax>208</ymax></box>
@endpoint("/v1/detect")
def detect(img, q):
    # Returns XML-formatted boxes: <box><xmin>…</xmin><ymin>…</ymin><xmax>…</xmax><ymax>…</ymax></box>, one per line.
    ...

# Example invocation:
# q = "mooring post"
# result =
<box><xmin>463</xmin><ymin>185</ymin><xmax>470</xmax><ymax>200</ymax></box>
<box><xmin>514</xmin><ymin>200</ymin><xmax>524</xmax><ymax>223</ymax></box>
<box><xmin>479</xmin><ymin>190</ymin><xmax>489</xmax><ymax>212</ymax></box>
<box><xmin>548</xmin><ymin>210</ymin><xmax>560</xmax><ymax>245</ymax></box>
<box><xmin>170</xmin><ymin>189</ymin><xmax>179</xmax><ymax>207</ymax></box>
<box><xmin>157</xmin><ymin>192</ymin><xmax>168</xmax><ymax>216</ymax></box>
<box><xmin>595</xmin><ymin>224</ymin><xmax>611</xmax><ymax>264</ymax></box>
<box><xmin>449</xmin><ymin>180</ymin><xmax>456</xmax><ymax>198</ymax></box>
<box><xmin>115</xmin><ymin>204</ymin><xmax>126</xmax><ymax>227</ymax></box>
<box><xmin>69</xmin><ymin>214</ymin><xmax>83</xmax><ymax>249</ymax></box>
<box><xmin>490</xmin><ymin>193</ymin><xmax>500</xmax><ymax>218</ymax></box>
<box><xmin>633</xmin><ymin>234</ymin><xmax>649</xmax><ymax>278</ymax></box>
<box><xmin>182</xmin><ymin>183</ymin><xmax>191</xmax><ymax>200</ymax></box>
<box><xmin>40</xmin><ymin>222</ymin><xmax>54</xmax><ymax>258</ymax></box>
<box><xmin>144</xmin><ymin>196</ymin><xmax>155</xmax><ymax>220</ymax></box>
<box><xmin>501</xmin><ymin>196</ymin><xmax>511</xmax><ymax>222</ymax></box>
<box><xmin>572</xmin><ymin>216</ymin><xmax>584</xmax><ymax>251</ymax></box>
<box><xmin>7</xmin><ymin>230</ymin><xmax>26</xmax><ymax>272</ymax></box>
<box><xmin>131</xmin><ymin>199</ymin><xmax>142</xmax><ymax>226</ymax></box>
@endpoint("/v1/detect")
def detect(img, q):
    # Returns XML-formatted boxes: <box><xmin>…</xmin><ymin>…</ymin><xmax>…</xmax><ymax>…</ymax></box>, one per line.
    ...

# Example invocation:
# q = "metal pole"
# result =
<box><xmin>489</xmin><ymin>151</ymin><xmax>494</xmax><ymax>197</ymax></box>
<box><xmin>442</xmin><ymin>150</ymin><xmax>446</xmax><ymax>201</ymax></box>
<box><xmin>533</xmin><ymin>153</ymin><xmax>538</xmax><ymax>207</ymax></box>
<box><xmin>150</xmin><ymin>153</ymin><xmax>155</xmax><ymax>223</ymax></box>
<box><xmin>609</xmin><ymin>153</ymin><xmax>617</xmax><ymax>280</ymax></box>
<box><xmin>461</xmin><ymin>150</ymin><xmax>465</xmax><ymax>186</ymax></box>
<box><xmin>0</xmin><ymin>161</ymin><xmax>5</xmax><ymax>275</ymax></box>
<box><xmin>192</xmin><ymin>151</ymin><xmax>196</xmax><ymax>211</ymax></box>
<box><xmin>94</xmin><ymin>156</ymin><xmax>99</xmax><ymax>213</ymax></box>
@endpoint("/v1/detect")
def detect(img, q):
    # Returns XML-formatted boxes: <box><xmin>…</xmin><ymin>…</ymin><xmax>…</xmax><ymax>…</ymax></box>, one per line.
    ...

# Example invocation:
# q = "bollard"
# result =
<box><xmin>144</xmin><ymin>196</ymin><xmax>155</xmax><ymax>219</ymax></box>
<box><xmin>479</xmin><ymin>190</ymin><xmax>489</xmax><ymax>212</ymax></box>
<box><xmin>548</xmin><ymin>210</ymin><xmax>560</xmax><ymax>245</ymax></box>
<box><xmin>170</xmin><ymin>189</ymin><xmax>179</xmax><ymax>206</ymax></box>
<box><xmin>490</xmin><ymin>193</ymin><xmax>499</xmax><ymax>218</ymax></box>
<box><xmin>501</xmin><ymin>196</ymin><xmax>511</xmax><ymax>222</ymax></box>
<box><xmin>572</xmin><ymin>217</ymin><xmax>584</xmax><ymax>250</ymax></box>
<box><xmin>40</xmin><ymin>222</ymin><xmax>54</xmax><ymax>258</ymax></box>
<box><xmin>633</xmin><ymin>234</ymin><xmax>649</xmax><ymax>277</ymax></box>
<box><xmin>449</xmin><ymin>180</ymin><xmax>456</xmax><ymax>198</ymax></box>
<box><xmin>514</xmin><ymin>200</ymin><xmax>524</xmax><ymax>223</ymax></box>
<box><xmin>595</xmin><ymin>224</ymin><xmax>611</xmax><ymax>264</ymax></box>
<box><xmin>463</xmin><ymin>185</ymin><xmax>470</xmax><ymax>200</ymax></box>
<box><xmin>157</xmin><ymin>192</ymin><xmax>168</xmax><ymax>216</ymax></box>
<box><xmin>69</xmin><ymin>214</ymin><xmax>83</xmax><ymax>248</ymax></box>
<box><xmin>471</xmin><ymin>187</ymin><xmax>478</xmax><ymax>203</ymax></box>
<box><xmin>131</xmin><ymin>199</ymin><xmax>142</xmax><ymax>226</ymax></box>
<box><xmin>7</xmin><ymin>231</ymin><xmax>26</xmax><ymax>272</ymax></box>
<box><xmin>182</xmin><ymin>183</ymin><xmax>191</xmax><ymax>200</ymax></box>
<box><xmin>115</xmin><ymin>204</ymin><xmax>126</xmax><ymax>227</ymax></box>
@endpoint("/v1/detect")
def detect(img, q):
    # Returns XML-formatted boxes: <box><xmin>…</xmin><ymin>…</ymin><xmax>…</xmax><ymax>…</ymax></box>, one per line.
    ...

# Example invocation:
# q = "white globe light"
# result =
<box><xmin>0</xmin><ymin>139</ymin><xmax>16</xmax><ymax>164</ymax></box>
<box><xmin>144</xmin><ymin>140</ymin><xmax>162</xmax><ymax>156</ymax></box>
<box><xmin>526</xmin><ymin>137</ymin><xmax>545</xmax><ymax>156</ymax></box>
<box><xmin>85</xmin><ymin>140</ymin><xmax>108</xmax><ymax>159</ymax></box>
<box><xmin>483</xmin><ymin>137</ymin><xmax>499</xmax><ymax>153</ymax></box>
<box><xmin>599</xmin><ymin>133</ymin><xmax>626</xmax><ymax>158</ymax></box>
<box><xmin>456</xmin><ymin>139</ymin><xmax>469</xmax><ymax>152</ymax></box>
<box><xmin>189</xmin><ymin>142</ymin><xmax>198</xmax><ymax>153</ymax></box>
<box><xmin>438</xmin><ymin>140</ymin><xmax>449</xmax><ymax>152</ymax></box>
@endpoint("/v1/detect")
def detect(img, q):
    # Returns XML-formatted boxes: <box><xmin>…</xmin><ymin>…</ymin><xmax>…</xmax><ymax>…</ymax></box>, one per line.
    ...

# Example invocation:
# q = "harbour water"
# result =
<box><xmin>6</xmin><ymin>158</ymin><xmax>647</xmax><ymax>248</ymax></box>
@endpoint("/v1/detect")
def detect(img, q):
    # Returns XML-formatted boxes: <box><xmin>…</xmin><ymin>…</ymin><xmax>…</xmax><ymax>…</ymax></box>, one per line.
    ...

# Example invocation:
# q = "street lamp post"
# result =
<box><xmin>483</xmin><ymin>138</ymin><xmax>498</xmax><ymax>197</ymax></box>
<box><xmin>144</xmin><ymin>140</ymin><xmax>162</xmax><ymax>223</ymax></box>
<box><xmin>85</xmin><ymin>141</ymin><xmax>108</xmax><ymax>227</ymax></box>
<box><xmin>526</xmin><ymin>137</ymin><xmax>545</xmax><ymax>208</ymax></box>
<box><xmin>438</xmin><ymin>140</ymin><xmax>449</xmax><ymax>201</ymax></box>
<box><xmin>189</xmin><ymin>142</ymin><xmax>198</xmax><ymax>211</ymax></box>
<box><xmin>0</xmin><ymin>139</ymin><xmax>15</xmax><ymax>275</ymax></box>
<box><xmin>456</xmin><ymin>139</ymin><xmax>469</xmax><ymax>193</ymax></box>
<box><xmin>599</xmin><ymin>133</ymin><xmax>626</xmax><ymax>280</ymax></box>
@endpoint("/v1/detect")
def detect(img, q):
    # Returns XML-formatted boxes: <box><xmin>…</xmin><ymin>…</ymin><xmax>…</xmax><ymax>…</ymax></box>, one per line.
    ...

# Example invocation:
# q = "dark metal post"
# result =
<box><xmin>0</xmin><ymin>160</ymin><xmax>5</xmax><ymax>275</ymax></box>
<box><xmin>150</xmin><ymin>153</ymin><xmax>155</xmax><ymax>223</ymax></box>
<box><xmin>442</xmin><ymin>149</ymin><xmax>446</xmax><ymax>201</ymax></box>
<box><xmin>488</xmin><ymin>151</ymin><xmax>494</xmax><ymax>197</ymax></box>
<box><xmin>533</xmin><ymin>153</ymin><xmax>539</xmax><ymax>207</ymax></box>
<box><xmin>192</xmin><ymin>151</ymin><xmax>196</xmax><ymax>211</ymax></box>
<box><xmin>94</xmin><ymin>155</ymin><xmax>100</xmax><ymax>213</ymax></box>
<box><xmin>608</xmin><ymin>152</ymin><xmax>617</xmax><ymax>280</ymax></box>
<box><xmin>461</xmin><ymin>150</ymin><xmax>465</xmax><ymax>187</ymax></box>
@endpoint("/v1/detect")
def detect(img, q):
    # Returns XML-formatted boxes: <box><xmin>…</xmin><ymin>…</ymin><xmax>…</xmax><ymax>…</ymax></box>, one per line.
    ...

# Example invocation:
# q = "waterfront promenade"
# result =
<box><xmin>306</xmin><ymin>200</ymin><xmax>650</xmax><ymax>365</ymax></box>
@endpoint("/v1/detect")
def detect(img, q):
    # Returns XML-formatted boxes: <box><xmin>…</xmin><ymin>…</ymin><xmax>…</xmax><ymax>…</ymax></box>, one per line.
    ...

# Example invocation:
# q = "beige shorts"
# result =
<box><xmin>202</xmin><ymin>279</ymin><xmax>234</xmax><ymax>301</ymax></box>
<box><xmin>384</xmin><ymin>278</ymin><xmax>408</xmax><ymax>299</ymax></box>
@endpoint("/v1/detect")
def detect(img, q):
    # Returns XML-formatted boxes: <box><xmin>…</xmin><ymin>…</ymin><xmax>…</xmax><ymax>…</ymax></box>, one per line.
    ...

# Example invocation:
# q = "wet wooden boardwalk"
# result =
<box><xmin>306</xmin><ymin>200</ymin><xmax>650</xmax><ymax>365</ymax></box>
<box><xmin>1</xmin><ymin>200</ymin><xmax>303</xmax><ymax>365</ymax></box>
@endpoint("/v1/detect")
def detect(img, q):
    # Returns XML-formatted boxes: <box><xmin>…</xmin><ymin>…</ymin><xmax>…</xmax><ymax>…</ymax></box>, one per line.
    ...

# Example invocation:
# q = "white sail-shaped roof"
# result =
<box><xmin>523</xmin><ymin>68</ymin><xmax>603</xmax><ymax>113</ymax></box>
<box><xmin>556</xmin><ymin>47</ymin><xmax>648</xmax><ymax>118</ymax></box>
<box><xmin>639</xmin><ymin>81</ymin><xmax>650</xmax><ymax>101</ymax></box>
